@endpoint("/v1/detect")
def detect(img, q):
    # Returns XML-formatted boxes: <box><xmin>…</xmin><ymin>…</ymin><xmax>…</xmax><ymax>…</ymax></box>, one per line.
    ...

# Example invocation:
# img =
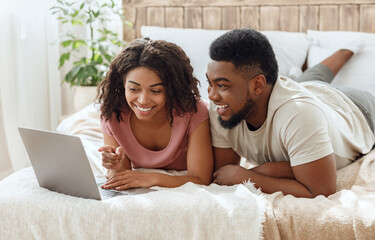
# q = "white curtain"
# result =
<box><xmin>0</xmin><ymin>0</ymin><xmax>62</xmax><ymax>176</ymax></box>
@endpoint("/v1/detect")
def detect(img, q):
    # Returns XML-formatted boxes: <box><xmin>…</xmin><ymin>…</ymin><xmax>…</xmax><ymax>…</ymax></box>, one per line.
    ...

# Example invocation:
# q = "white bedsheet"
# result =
<box><xmin>0</xmin><ymin>168</ymin><xmax>265</xmax><ymax>240</ymax></box>
<box><xmin>0</xmin><ymin>104</ymin><xmax>266</xmax><ymax>240</ymax></box>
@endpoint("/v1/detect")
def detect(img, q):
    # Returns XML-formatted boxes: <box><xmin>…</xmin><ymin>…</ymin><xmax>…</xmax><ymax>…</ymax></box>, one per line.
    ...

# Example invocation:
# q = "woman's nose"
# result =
<box><xmin>138</xmin><ymin>92</ymin><xmax>149</xmax><ymax>104</ymax></box>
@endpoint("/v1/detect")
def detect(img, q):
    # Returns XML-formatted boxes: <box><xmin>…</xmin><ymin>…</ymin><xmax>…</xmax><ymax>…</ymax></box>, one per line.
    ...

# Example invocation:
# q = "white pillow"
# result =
<box><xmin>261</xmin><ymin>31</ymin><xmax>309</xmax><ymax>79</ymax></box>
<box><xmin>307</xmin><ymin>30</ymin><xmax>375</xmax><ymax>97</ymax></box>
<box><xmin>141</xmin><ymin>26</ymin><xmax>310</xmax><ymax>100</ymax></box>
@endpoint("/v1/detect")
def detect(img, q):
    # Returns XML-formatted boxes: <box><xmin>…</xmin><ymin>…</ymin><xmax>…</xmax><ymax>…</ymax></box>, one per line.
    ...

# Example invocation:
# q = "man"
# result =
<box><xmin>207</xmin><ymin>28</ymin><xmax>375</xmax><ymax>198</ymax></box>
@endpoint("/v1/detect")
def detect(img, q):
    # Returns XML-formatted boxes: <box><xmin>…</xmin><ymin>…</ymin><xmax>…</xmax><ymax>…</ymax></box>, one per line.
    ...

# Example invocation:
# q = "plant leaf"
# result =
<box><xmin>104</xmin><ymin>54</ymin><xmax>112</xmax><ymax>63</ymax></box>
<box><xmin>72</xmin><ymin>40</ymin><xmax>86</xmax><ymax>49</ymax></box>
<box><xmin>71</xmin><ymin>19</ymin><xmax>83</xmax><ymax>26</ymax></box>
<box><xmin>76</xmin><ymin>67</ymin><xmax>87</xmax><ymax>86</ymax></box>
<box><xmin>64</xmin><ymin>64</ymin><xmax>81</xmax><ymax>84</ymax></box>
<box><xmin>59</xmin><ymin>52</ymin><xmax>70</xmax><ymax>68</ymax></box>
<box><xmin>86</xmin><ymin>65</ymin><xmax>98</xmax><ymax>77</ymax></box>
<box><xmin>95</xmin><ymin>55</ymin><xmax>103</xmax><ymax>64</ymax></box>
<box><xmin>71</xmin><ymin>9</ymin><xmax>80</xmax><ymax>18</ymax></box>
<box><xmin>93</xmin><ymin>11</ymin><xmax>100</xmax><ymax>18</ymax></box>
<box><xmin>61</xmin><ymin>40</ymin><xmax>72</xmax><ymax>47</ymax></box>
<box><xmin>124</xmin><ymin>20</ymin><xmax>133</xmax><ymax>27</ymax></box>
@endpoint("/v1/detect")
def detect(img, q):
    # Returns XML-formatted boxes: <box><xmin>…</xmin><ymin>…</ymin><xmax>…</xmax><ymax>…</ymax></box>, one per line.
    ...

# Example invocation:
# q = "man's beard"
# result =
<box><xmin>218</xmin><ymin>98</ymin><xmax>256</xmax><ymax>129</ymax></box>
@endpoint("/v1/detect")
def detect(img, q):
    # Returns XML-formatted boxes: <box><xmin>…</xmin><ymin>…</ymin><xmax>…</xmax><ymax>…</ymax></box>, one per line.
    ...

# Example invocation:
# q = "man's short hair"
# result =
<box><xmin>209</xmin><ymin>28</ymin><xmax>278</xmax><ymax>85</ymax></box>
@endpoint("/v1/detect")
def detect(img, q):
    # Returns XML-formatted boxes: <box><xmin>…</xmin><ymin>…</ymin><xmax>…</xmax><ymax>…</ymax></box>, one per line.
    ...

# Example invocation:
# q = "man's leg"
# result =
<box><xmin>297</xmin><ymin>36</ymin><xmax>364</xmax><ymax>83</ymax></box>
<box><xmin>297</xmin><ymin>45</ymin><xmax>375</xmax><ymax>137</ymax></box>
<box><xmin>296</xmin><ymin>49</ymin><xmax>353</xmax><ymax>84</ymax></box>
<box><xmin>336</xmin><ymin>87</ymin><xmax>375</xmax><ymax>136</ymax></box>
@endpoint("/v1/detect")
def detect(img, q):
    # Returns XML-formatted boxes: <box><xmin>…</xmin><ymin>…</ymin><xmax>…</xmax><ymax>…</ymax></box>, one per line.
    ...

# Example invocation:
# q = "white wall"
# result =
<box><xmin>0</xmin><ymin>0</ymin><xmax>62</xmax><ymax>178</ymax></box>
<box><xmin>0</xmin><ymin>100</ymin><xmax>12</xmax><ymax>180</ymax></box>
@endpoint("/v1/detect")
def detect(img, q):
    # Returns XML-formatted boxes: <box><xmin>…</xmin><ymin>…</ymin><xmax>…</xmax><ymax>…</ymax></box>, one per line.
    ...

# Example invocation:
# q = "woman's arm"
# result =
<box><xmin>177</xmin><ymin>119</ymin><xmax>214</xmax><ymax>186</ymax></box>
<box><xmin>102</xmin><ymin>120</ymin><xmax>214</xmax><ymax>190</ymax></box>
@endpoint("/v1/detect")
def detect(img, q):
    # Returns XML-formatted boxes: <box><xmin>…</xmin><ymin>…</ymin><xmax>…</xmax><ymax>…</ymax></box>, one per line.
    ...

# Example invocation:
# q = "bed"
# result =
<box><xmin>1</xmin><ymin>0</ymin><xmax>375</xmax><ymax>239</ymax></box>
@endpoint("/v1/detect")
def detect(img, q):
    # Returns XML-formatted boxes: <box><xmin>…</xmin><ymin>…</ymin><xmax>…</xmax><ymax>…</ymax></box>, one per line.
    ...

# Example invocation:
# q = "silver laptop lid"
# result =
<box><xmin>18</xmin><ymin>127</ymin><xmax>102</xmax><ymax>200</ymax></box>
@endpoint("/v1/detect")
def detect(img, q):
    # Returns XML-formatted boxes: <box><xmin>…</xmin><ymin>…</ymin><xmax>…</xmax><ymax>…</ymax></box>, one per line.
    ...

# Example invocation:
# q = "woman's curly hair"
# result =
<box><xmin>97</xmin><ymin>38</ymin><xmax>201</xmax><ymax>125</ymax></box>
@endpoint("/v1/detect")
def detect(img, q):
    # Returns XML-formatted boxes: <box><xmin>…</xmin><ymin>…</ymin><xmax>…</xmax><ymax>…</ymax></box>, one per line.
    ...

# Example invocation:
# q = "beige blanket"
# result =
<box><xmin>263</xmin><ymin>149</ymin><xmax>375</xmax><ymax>240</ymax></box>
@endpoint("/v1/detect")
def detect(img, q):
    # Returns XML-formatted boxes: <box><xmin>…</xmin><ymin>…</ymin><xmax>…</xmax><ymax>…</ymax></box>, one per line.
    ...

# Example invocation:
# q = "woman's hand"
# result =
<box><xmin>101</xmin><ymin>171</ymin><xmax>157</xmax><ymax>190</ymax></box>
<box><xmin>98</xmin><ymin>145</ymin><xmax>126</xmax><ymax>171</ymax></box>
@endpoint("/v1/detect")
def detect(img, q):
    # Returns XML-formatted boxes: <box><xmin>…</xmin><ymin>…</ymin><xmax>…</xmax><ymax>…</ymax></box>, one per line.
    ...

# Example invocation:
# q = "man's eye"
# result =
<box><xmin>218</xmin><ymin>84</ymin><xmax>226</xmax><ymax>88</ymax></box>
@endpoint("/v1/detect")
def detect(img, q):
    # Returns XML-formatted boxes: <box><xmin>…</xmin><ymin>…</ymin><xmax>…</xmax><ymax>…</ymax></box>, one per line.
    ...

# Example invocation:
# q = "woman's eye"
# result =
<box><xmin>151</xmin><ymin>90</ymin><xmax>161</xmax><ymax>93</ymax></box>
<box><xmin>218</xmin><ymin>84</ymin><xmax>226</xmax><ymax>88</ymax></box>
<box><xmin>129</xmin><ymin>87</ymin><xmax>137</xmax><ymax>92</ymax></box>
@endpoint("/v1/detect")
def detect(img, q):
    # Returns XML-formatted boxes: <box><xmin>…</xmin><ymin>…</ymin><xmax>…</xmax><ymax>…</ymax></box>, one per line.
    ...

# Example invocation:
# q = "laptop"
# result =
<box><xmin>18</xmin><ymin>127</ymin><xmax>155</xmax><ymax>200</ymax></box>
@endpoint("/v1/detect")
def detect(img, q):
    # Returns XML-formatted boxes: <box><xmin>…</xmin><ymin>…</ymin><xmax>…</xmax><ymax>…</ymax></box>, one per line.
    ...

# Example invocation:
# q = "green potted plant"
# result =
<box><xmin>51</xmin><ymin>0</ymin><xmax>132</xmax><ymax>110</ymax></box>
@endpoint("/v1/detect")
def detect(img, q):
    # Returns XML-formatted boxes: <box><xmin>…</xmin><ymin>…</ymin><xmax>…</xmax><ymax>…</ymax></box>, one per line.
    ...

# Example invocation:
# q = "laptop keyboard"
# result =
<box><xmin>96</xmin><ymin>177</ymin><xmax>128</xmax><ymax>199</ymax></box>
<box><xmin>98</xmin><ymin>186</ymin><xmax>128</xmax><ymax>198</ymax></box>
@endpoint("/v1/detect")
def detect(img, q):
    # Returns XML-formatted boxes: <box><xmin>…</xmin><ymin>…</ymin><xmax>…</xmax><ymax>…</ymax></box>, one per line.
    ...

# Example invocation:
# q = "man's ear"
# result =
<box><xmin>251</xmin><ymin>74</ymin><xmax>267</xmax><ymax>96</ymax></box>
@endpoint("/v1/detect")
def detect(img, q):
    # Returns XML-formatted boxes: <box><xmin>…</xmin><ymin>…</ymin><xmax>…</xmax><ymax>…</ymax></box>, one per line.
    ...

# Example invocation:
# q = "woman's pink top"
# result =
<box><xmin>100</xmin><ymin>100</ymin><xmax>209</xmax><ymax>170</ymax></box>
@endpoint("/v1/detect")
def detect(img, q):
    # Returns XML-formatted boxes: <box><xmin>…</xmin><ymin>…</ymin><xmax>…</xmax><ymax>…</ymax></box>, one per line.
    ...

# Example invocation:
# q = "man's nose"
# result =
<box><xmin>208</xmin><ymin>86</ymin><xmax>219</xmax><ymax>101</ymax></box>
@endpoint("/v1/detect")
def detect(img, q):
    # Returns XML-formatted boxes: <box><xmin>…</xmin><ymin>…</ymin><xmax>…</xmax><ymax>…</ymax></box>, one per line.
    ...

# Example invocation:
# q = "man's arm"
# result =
<box><xmin>213</xmin><ymin>153</ymin><xmax>337</xmax><ymax>198</ymax></box>
<box><xmin>214</xmin><ymin>146</ymin><xmax>295</xmax><ymax>179</ymax></box>
<box><xmin>213</xmin><ymin>147</ymin><xmax>241</xmax><ymax>171</ymax></box>
<box><xmin>251</xmin><ymin>161</ymin><xmax>295</xmax><ymax>179</ymax></box>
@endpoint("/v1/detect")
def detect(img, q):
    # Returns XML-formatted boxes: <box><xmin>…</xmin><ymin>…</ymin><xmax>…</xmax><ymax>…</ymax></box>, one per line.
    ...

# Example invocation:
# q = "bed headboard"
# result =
<box><xmin>122</xmin><ymin>0</ymin><xmax>375</xmax><ymax>41</ymax></box>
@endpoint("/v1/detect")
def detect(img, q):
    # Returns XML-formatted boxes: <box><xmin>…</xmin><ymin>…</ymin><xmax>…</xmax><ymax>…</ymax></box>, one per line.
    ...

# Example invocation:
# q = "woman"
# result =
<box><xmin>97</xmin><ymin>38</ymin><xmax>213</xmax><ymax>190</ymax></box>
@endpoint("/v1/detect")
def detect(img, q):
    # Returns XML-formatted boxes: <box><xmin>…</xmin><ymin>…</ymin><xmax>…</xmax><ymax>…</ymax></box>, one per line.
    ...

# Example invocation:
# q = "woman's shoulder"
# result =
<box><xmin>183</xmin><ymin>98</ymin><xmax>209</xmax><ymax>130</ymax></box>
<box><xmin>196</xmin><ymin>98</ymin><xmax>209</xmax><ymax>112</ymax></box>
<box><xmin>173</xmin><ymin>98</ymin><xmax>208</xmax><ymax>119</ymax></box>
<box><xmin>181</xmin><ymin>98</ymin><xmax>209</xmax><ymax>118</ymax></box>
<box><xmin>101</xmin><ymin>108</ymin><xmax>130</xmax><ymax>125</ymax></box>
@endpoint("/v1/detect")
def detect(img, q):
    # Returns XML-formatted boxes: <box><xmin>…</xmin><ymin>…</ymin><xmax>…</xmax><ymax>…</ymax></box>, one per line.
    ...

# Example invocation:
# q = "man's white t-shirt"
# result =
<box><xmin>210</xmin><ymin>76</ymin><xmax>375</xmax><ymax>169</ymax></box>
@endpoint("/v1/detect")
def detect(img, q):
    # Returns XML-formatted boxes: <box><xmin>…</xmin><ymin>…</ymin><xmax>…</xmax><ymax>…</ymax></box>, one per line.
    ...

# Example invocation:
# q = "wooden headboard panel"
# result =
<box><xmin>122</xmin><ymin>0</ymin><xmax>375</xmax><ymax>41</ymax></box>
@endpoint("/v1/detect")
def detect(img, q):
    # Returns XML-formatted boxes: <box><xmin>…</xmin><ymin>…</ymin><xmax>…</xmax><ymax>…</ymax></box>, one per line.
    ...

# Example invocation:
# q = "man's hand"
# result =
<box><xmin>213</xmin><ymin>164</ymin><xmax>251</xmax><ymax>186</ymax></box>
